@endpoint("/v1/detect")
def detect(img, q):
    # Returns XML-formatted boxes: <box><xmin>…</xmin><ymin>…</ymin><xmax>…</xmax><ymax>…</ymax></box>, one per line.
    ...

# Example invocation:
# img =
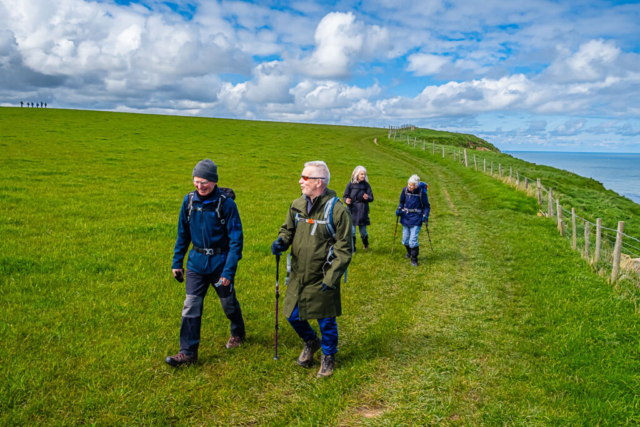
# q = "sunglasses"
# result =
<box><xmin>300</xmin><ymin>175</ymin><xmax>326</xmax><ymax>181</ymax></box>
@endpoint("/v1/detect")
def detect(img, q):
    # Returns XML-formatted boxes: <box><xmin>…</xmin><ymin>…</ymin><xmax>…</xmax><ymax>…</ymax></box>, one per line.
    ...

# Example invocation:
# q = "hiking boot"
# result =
<box><xmin>411</xmin><ymin>247</ymin><xmax>419</xmax><ymax>267</ymax></box>
<box><xmin>352</xmin><ymin>237</ymin><xmax>357</xmax><ymax>253</ymax></box>
<box><xmin>226</xmin><ymin>335</ymin><xmax>245</xmax><ymax>349</ymax></box>
<box><xmin>316</xmin><ymin>354</ymin><xmax>335</xmax><ymax>378</ymax></box>
<box><xmin>404</xmin><ymin>245</ymin><xmax>411</xmax><ymax>259</ymax></box>
<box><xmin>297</xmin><ymin>335</ymin><xmax>321</xmax><ymax>367</ymax></box>
<box><xmin>165</xmin><ymin>352</ymin><xmax>197</xmax><ymax>367</ymax></box>
<box><xmin>362</xmin><ymin>236</ymin><xmax>369</xmax><ymax>250</ymax></box>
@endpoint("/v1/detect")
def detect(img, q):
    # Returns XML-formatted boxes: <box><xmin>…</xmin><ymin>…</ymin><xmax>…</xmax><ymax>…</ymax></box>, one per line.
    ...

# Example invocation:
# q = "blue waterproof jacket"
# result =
<box><xmin>398</xmin><ymin>182</ymin><xmax>431</xmax><ymax>227</ymax></box>
<box><xmin>172</xmin><ymin>186</ymin><xmax>243</xmax><ymax>279</ymax></box>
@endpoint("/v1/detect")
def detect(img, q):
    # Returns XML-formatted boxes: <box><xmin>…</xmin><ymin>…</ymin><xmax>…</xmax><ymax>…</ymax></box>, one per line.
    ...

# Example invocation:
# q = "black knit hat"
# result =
<box><xmin>193</xmin><ymin>159</ymin><xmax>219</xmax><ymax>182</ymax></box>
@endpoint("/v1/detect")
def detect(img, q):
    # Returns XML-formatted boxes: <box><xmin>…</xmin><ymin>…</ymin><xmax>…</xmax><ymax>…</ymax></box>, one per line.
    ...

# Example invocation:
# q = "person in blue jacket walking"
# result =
<box><xmin>396</xmin><ymin>174</ymin><xmax>430</xmax><ymax>266</ymax></box>
<box><xmin>166</xmin><ymin>159</ymin><xmax>246</xmax><ymax>367</ymax></box>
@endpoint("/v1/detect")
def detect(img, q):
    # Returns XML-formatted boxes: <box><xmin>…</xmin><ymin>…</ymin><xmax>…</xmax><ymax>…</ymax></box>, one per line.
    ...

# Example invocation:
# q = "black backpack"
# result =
<box><xmin>186</xmin><ymin>187</ymin><xmax>235</xmax><ymax>225</ymax></box>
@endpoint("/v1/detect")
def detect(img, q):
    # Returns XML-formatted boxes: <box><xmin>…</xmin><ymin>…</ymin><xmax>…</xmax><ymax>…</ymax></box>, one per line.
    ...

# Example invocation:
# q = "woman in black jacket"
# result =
<box><xmin>343</xmin><ymin>165</ymin><xmax>374</xmax><ymax>251</ymax></box>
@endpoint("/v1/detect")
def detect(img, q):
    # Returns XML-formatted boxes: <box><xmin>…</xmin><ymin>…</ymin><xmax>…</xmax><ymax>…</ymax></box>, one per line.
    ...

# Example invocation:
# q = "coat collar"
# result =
<box><xmin>292</xmin><ymin>188</ymin><xmax>337</xmax><ymax>214</ymax></box>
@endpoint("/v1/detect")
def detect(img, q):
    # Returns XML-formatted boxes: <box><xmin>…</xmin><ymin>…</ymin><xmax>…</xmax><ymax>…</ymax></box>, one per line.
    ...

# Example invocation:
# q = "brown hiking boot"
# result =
<box><xmin>165</xmin><ymin>352</ymin><xmax>197</xmax><ymax>367</ymax></box>
<box><xmin>316</xmin><ymin>354</ymin><xmax>335</xmax><ymax>378</ymax></box>
<box><xmin>226</xmin><ymin>335</ymin><xmax>245</xmax><ymax>349</ymax></box>
<box><xmin>297</xmin><ymin>335</ymin><xmax>321</xmax><ymax>367</ymax></box>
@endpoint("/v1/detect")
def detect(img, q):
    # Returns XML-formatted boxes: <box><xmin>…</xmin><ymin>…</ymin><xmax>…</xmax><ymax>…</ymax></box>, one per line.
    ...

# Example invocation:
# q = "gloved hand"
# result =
<box><xmin>321</xmin><ymin>283</ymin><xmax>336</xmax><ymax>292</ymax></box>
<box><xmin>396</xmin><ymin>208</ymin><xmax>402</xmax><ymax>217</ymax></box>
<box><xmin>271</xmin><ymin>237</ymin><xmax>287</xmax><ymax>255</ymax></box>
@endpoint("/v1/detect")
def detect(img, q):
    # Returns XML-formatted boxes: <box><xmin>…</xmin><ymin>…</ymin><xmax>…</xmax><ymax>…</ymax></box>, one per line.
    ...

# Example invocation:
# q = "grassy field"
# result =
<box><xmin>1</xmin><ymin>108</ymin><xmax>640</xmax><ymax>426</ymax></box>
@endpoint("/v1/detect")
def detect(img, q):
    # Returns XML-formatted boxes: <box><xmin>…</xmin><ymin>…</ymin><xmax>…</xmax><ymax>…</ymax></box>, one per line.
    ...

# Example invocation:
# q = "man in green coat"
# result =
<box><xmin>271</xmin><ymin>160</ymin><xmax>353</xmax><ymax>378</ymax></box>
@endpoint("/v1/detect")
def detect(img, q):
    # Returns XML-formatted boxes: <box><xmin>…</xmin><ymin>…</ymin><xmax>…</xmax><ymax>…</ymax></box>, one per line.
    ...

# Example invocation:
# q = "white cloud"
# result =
<box><xmin>300</xmin><ymin>12</ymin><xmax>390</xmax><ymax>79</ymax></box>
<box><xmin>406</xmin><ymin>53</ymin><xmax>449</xmax><ymax>76</ymax></box>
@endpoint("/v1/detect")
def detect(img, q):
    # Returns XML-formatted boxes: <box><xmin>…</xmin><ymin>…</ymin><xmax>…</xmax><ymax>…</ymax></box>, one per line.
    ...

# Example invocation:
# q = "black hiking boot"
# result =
<box><xmin>297</xmin><ymin>335</ymin><xmax>321</xmax><ymax>367</ymax></box>
<box><xmin>352</xmin><ymin>236</ymin><xmax>357</xmax><ymax>253</ymax></box>
<box><xmin>165</xmin><ymin>352</ymin><xmax>197</xmax><ymax>367</ymax></box>
<box><xmin>411</xmin><ymin>247</ymin><xmax>419</xmax><ymax>267</ymax></box>
<box><xmin>316</xmin><ymin>354</ymin><xmax>336</xmax><ymax>378</ymax></box>
<box><xmin>404</xmin><ymin>245</ymin><xmax>411</xmax><ymax>259</ymax></box>
<box><xmin>362</xmin><ymin>236</ymin><xmax>369</xmax><ymax>250</ymax></box>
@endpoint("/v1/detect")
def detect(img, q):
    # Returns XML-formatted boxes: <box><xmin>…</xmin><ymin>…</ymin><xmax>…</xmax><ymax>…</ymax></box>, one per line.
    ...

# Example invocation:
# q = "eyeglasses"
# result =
<box><xmin>300</xmin><ymin>175</ymin><xmax>326</xmax><ymax>181</ymax></box>
<box><xmin>193</xmin><ymin>179</ymin><xmax>211</xmax><ymax>186</ymax></box>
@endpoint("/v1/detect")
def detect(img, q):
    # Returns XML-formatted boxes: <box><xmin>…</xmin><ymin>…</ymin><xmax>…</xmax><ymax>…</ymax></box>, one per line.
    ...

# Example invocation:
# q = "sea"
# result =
<box><xmin>505</xmin><ymin>152</ymin><xmax>640</xmax><ymax>205</ymax></box>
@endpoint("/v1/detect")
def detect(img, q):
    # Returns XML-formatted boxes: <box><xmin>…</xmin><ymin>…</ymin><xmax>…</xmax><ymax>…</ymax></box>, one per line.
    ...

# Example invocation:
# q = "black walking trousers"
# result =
<box><xmin>180</xmin><ymin>270</ymin><xmax>245</xmax><ymax>356</ymax></box>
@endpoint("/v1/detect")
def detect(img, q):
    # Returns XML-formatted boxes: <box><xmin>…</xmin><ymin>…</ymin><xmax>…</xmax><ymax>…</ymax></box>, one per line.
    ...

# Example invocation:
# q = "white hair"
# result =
<box><xmin>304</xmin><ymin>160</ymin><xmax>330</xmax><ymax>185</ymax></box>
<box><xmin>350</xmin><ymin>165</ymin><xmax>368</xmax><ymax>184</ymax></box>
<box><xmin>408</xmin><ymin>174</ymin><xmax>420</xmax><ymax>185</ymax></box>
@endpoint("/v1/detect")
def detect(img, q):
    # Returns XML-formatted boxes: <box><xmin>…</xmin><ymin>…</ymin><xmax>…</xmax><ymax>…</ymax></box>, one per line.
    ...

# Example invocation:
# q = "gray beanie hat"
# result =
<box><xmin>193</xmin><ymin>159</ymin><xmax>219</xmax><ymax>182</ymax></box>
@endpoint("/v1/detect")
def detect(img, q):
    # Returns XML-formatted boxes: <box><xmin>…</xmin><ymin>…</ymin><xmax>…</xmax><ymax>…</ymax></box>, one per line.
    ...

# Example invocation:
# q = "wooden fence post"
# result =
<box><xmin>595</xmin><ymin>218</ymin><xmax>602</xmax><ymax>262</ymax></box>
<box><xmin>423</xmin><ymin>140</ymin><xmax>425</xmax><ymax>150</ymax></box>
<box><xmin>509</xmin><ymin>166</ymin><xmax>512</xmax><ymax>182</ymax></box>
<box><xmin>516</xmin><ymin>170</ymin><xmax>519</xmax><ymax>186</ymax></box>
<box><xmin>571</xmin><ymin>208</ymin><xmax>577</xmax><ymax>250</ymax></box>
<box><xmin>537</xmin><ymin>179</ymin><xmax>542</xmax><ymax>205</ymax></box>
<box><xmin>442</xmin><ymin>146</ymin><xmax>444</xmax><ymax>158</ymax></box>
<box><xmin>464</xmin><ymin>149</ymin><xmax>468</xmax><ymax>167</ymax></box>
<box><xmin>584</xmin><ymin>221</ymin><xmax>590</xmax><ymax>260</ymax></box>
<box><xmin>432</xmin><ymin>141</ymin><xmax>435</xmax><ymax>154</ymax></box>
<box><xmin>499</xmin><ymin>164</ymin><xmax>502</xmax><ymax>177</ymax></box>
<box><xmin>611</xmin><ymin>221</ymin><xmax>625</xmax><ymax>283</ymax></box>
<box><xmin>474</xmin><ymin>154</ymin><xmax>477</xmax><ymax>171</ymax></box>
<box><xmin>548</xmin><ymin>187</ymin><xmax>554</xmax><ymax>217</ymax></box>
<box><xmin>407</xmin><ymin>135</ymin><xmax>410</xmax><ymax>145</ymax></box>
<box><xmin>491</xmin><ymin>161</ymin><xmax>494</xmax><ymax>175</ymax></box>
<box><xmin>557</xmin><ymin>201</ymin><xmax>564</xmax><ymax>236</ymax></box>
<box><xmin>525</xmin><ymin>177</ymin><xmax>528</xmax><ymax>189</ymax></box>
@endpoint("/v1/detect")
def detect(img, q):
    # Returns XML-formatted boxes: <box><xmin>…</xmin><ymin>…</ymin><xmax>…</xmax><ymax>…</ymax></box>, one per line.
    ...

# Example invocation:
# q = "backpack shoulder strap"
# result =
<box><xmin>323</xmin><ymin>197</ymin><xmax>341</xmax><ymax>239</ymax></box>
<box><xmin>215</xmin><ymin>192</ymin><xmax>229</xmax><ymax>225</ymax></box>
<box><xmin>187</xmin><ymin>191</ymin><xmax>196</xmax><ymax>222</ymax></box>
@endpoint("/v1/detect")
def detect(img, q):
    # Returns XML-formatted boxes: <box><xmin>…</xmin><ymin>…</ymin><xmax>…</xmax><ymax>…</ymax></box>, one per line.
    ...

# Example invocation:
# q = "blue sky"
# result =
<box><xmin>1</xmin><ymin>0</ymin><xmax>640</xmax><ymax>152</ymax></box>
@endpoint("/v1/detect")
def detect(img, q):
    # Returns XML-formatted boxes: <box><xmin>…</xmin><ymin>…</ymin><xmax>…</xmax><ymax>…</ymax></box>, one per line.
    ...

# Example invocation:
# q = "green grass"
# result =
<box><xmin>1</xmin><ymin>107</ymin><xmax>640</xmax><ymax>425</ymax></box>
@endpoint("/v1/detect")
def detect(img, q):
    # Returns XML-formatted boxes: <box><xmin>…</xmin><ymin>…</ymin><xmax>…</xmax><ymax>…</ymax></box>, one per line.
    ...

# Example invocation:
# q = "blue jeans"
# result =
<box><xmin>180</xmin><ymin>270</ymin><xmax>245</xmax><ymax>356</ymax></box>
<box><xmin>287</xmin><ymin>304</ymin><xmax>338</xmax><ymax>355</ymax></box>
<box><xmin>352</xmin><ymin>225</ymin><xmax>368</xmax><ymax>238</ymax></box>
<box><xmin>402</xmin><ymin>225</ymin><xmax>421</xmax><ymax>248</ymax></box>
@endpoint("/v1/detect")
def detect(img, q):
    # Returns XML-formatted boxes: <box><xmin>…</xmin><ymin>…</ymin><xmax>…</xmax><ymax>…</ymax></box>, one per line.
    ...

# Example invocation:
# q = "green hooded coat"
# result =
<box><xmin>278</xmin><ymin>188</ymin><xmax>353</xmax><ymax>320</ymax></box>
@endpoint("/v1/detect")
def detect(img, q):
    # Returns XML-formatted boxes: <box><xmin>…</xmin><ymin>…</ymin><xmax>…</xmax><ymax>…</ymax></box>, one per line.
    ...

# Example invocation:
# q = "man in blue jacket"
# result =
<box><xmin>166</xmin><ymin>159</ymin><xmax>245</xmax><ymax>367</ymax></box>
<box><xmin>396</xmin><ymin>174</ymin><xmax>430</xmax><ymax>266</ymax></box>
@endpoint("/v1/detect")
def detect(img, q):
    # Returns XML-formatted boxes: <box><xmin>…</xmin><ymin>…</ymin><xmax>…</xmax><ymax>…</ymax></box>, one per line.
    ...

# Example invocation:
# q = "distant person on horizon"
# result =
<box><xmin>20</xmin><ymin>101</ymin><xmax>23</xmax><ymax>107</ymax></box>
<box><xmin>396</xmin><ymin>174</ymin><xmax>430</xmax><ymax>266</ymax></box>
<box><xmin>343</xmin><ymin>165</ymin><xmax>374</xmax><ymax>250</ymax></box>
<box><xmin>271</xmin><ymin>161</ymin><xmax>352</xmax><ymax>378</ymax></box>
<box><xmin>166</xmin><ymin>159</ymin><xmax>246</xmax><ymax>367</ymax></box>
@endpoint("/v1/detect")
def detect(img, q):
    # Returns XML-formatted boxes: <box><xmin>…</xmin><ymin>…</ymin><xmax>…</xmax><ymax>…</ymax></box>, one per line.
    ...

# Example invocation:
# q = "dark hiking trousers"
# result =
<box><xmin>180</xmin><ymin>270</ymin><xmax>245</xmax><ymax>356</ymax></box>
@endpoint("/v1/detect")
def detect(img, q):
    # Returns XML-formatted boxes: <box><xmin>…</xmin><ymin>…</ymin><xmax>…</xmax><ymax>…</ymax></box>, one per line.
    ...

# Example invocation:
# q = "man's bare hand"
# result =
<box><xmin>345</xmin><ymin>198</ymin><xmax>352</xmax><ymax>204</ymax></box>
<box><xmin>363</xmin><ymin>194</ymin><xmax>369</xmax><ymax>200</ymax></box>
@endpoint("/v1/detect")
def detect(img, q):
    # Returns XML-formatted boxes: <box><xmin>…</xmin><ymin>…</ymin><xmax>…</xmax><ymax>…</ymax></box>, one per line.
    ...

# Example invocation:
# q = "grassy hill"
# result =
<box><xmin>1</xmin><ymin>108</ymin><xmax>640</xmax><ymax>425</ymax></box>
<box><xmin>393</xmin><ymin>127</ymin><xmax>500</xmax><ymax>152</ymax></box>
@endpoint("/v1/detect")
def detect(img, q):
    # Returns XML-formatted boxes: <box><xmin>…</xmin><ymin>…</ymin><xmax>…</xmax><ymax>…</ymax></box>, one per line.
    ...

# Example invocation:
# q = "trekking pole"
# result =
<box><xmin>274</xmin><ymin>254</ymin><xmax>281</xmax><ymax>360</ymax></box>
<box><xmin>391</xmin><ymin>216</ymin><xmax>399</xmax><ymax>255</ymax></box>
<box><xmin>426</xmin><ymin>226</ymin><xmax>434</xmax><ymax>252</ymax></box>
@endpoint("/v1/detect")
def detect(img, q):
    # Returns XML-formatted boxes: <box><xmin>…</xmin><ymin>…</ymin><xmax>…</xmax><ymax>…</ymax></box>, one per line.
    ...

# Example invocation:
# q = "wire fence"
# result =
<box><xmin>388</xmin><ymin>127</ymin><xmax>640</xmax><ymax>285</ymax></box>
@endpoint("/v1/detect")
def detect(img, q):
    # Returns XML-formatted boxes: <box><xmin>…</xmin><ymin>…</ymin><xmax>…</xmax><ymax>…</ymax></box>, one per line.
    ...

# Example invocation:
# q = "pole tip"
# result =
<box><xmin>273</xmin><ymin>356</ymin><xmax>279</xmax><ymax>360</ymax></box>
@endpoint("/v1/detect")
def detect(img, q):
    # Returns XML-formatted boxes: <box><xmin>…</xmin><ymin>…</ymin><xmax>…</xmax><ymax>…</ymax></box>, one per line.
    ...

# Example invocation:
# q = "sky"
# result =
<box><xmin>1</xmin><ymin>0</ymin><xmax>640</xmax><ymax>152</ymax></box>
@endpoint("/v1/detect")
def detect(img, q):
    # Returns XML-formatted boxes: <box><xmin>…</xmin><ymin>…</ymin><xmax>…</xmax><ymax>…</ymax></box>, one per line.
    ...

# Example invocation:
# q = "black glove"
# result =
<box><xmin>174</xmin><ymin>270</ymin><xmax>184</xmax><ymax>283</ymax></box>
<box><xmin>271</xmin><ymin>237</ymin><xmax>287</xmax><ymax>255</ymax></box>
